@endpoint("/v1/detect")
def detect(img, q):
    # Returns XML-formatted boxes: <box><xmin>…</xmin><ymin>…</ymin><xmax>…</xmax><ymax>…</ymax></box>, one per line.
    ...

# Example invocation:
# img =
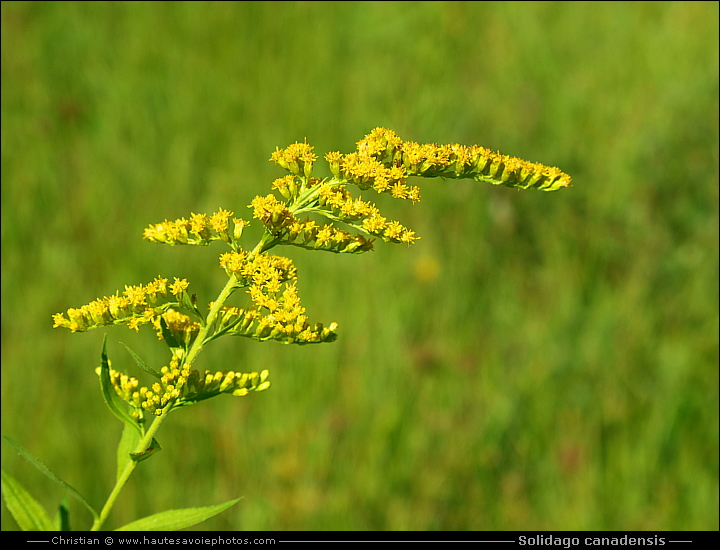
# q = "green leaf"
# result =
<box><xmin>1</xmin><ymin>469</ymin><xmax>55</xmax><ymax>531</ymax></box>
<box><xmin>2</xmin><ymin>436</ymin><xmax>98</xmax><ymax>521</ymax></box>
<box><xmin>117</xmin><ymin>423</ymin><xmax>142</xmax><ymax>481</ymax></box>
<box><xmin>55</xmin><ymin>496</ymin><xmax>71</xmax><ymax>531</ymax></box>
<box><xmin>180</xmin><ymin>292</ymin><xmax>205</xmax><ymax>323</ymax></box>
<box><xmin>129</xmin><ymin>438</ymin><xmax>162</xmax><ymax>463</ymax></box>
<box><xmin>159</xmin><ymin>317</ymin><xmax>182</xmax><ymax>350</ymax></box>
<box><xmin>99</xmin><ymin>336</ymin><xmax>143</xmax><ymax>436</ymax></box>
<box><xmin>115</xmin><ymin>498</ymin><xmax>242</xmax><ymax>531</ymax></box>
<box><xmin>120</xmin><ymin>342</ymin><xmax>162</xmax><ymax>379</ymax></box>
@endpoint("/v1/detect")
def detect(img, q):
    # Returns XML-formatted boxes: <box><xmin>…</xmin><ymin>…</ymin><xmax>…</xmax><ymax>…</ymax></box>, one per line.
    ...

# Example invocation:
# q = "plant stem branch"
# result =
<box><xmin>90</xmin><ymin>270</ymin><xmax>247</xmax><ymax>530</ymax></box>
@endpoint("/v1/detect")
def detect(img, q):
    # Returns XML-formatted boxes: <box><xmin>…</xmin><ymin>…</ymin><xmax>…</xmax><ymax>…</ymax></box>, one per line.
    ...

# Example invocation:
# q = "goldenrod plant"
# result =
<box><xmin>2</xmin><ymin>128</ymin><xmax>570</xmax><ymax>531</ymax></box>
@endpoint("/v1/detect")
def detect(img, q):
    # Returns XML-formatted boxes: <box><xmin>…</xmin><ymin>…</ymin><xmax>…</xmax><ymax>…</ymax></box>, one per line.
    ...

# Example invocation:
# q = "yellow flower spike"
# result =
<box><xmin>53</xmin><ymin>278</ymin><xmax>188</xmax><ymax>332</ymax></box>
<box><xmin>345</xmin><ymin>128</ymin><xmax>571</xmax><ymax>192</ymax></box>
<box><xmin>143</xmin><ymin>210</ymin><xmax>239</xmax><ymax>246</ymax></box>
<box><xmin>50</xmin><ymin>127</ymin><xmax>568</xmax><ymax>466</ymax></box>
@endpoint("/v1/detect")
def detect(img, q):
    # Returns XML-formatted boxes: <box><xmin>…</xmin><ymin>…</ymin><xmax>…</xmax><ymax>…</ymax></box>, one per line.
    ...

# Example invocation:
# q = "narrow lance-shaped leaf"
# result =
<box><xmin>159</xmin><ymin>317</ymin><xmax>183</xmax><ymax>350</ymax></box>
<box><xmin>2</xmin><ymin>436</ymin><xmax>98</xmax><ymax>521</ymax></box>
<box><xmin>180</xmin><ymin>292</ymin><xmax>205</xmax><ymax>323</ymax></box>
<box><xmin>120</xmin><ymin>342</ymin><xmax>162</xmax><ymax>379</ymax></box>
<box><xmin>115</xmin><ymin>498</ymin><xmax>242</xmax><ymax>531</ymax></box>
<box><xmin>98</xmin><ymin>335</ymin><xmax>143</xmax><ymax>436</ymax></box>
<box><xmin>1</xmin><ymin>469</ymin><xmax>55</xmax><ymax>531</ymax></box>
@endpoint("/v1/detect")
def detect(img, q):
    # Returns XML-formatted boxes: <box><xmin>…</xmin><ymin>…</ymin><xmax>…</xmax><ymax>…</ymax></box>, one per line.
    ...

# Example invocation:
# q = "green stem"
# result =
<box><xmin>90</xmin><ymin>270</ymin><xmax>251</xmax><ymax>530</ymax></box>
<box><xmin>90</xmin><ymin>410</ymin><xmax>168</xmax><ymax>531</ymax></box>
<box><xmin>190</xmin><ymin>274</ymin><xmax>240</xmax><ymax>361</ymax></box>
<box><xmin>90</xmin><ymin>223</ymin><xmax>285</xmax><ymax>530</ymax></box>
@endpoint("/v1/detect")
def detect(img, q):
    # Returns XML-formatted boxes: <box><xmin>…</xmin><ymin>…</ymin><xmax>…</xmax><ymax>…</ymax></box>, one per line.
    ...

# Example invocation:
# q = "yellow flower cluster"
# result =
<box><xmin>344</xmin><ymin>127</ymin><xmax>572</xmax><ymax>191</ymax></box>
<box><xmin>52</xmin><ymin>277</ymin><xmax>190</xmax><ymax>333</ymax></box>
<box><xmin>325</xmin><ymin>148</ymin><xmax>421</xmax><ymax>201</ymax></box>
<box><xmin>215</xmin><ymin>288</ymin><xmax>338</xmax><ymax>345</ymax></box>
<box><xmin>184</xmin><ymin>368</ymin><xmax>271</xmax><ymax>399</ymax></box>
<box><xmin>249</xmin><ymin>194</ymin><xmax>294</xmax><ymax>233</ymax></box>
<box><xmin>249</xmin><ymin>194</ymin><xmax>376</xmax><ymax>252</ymax></box>
<box><xmin>101</xmin><ymin>352</ymin><xmax>270</xmax><ymax>418</ymax></box>
<box><xmin>269</xmin><ymin>140</ymin><xmax>317</xmax><ymax>178</ymax></box>
<box><xmin>283</xmin><ymin>218</ymin><xmax>376</xmax><ymax>253</ymax></box>
<box><xmin>317</xmin><ymin>183</ymin><xmax>417</xmax><ymax>244</ymax></box>
<box><xmin>101</xmin><ymin>366</ymin><xmax>145</xmax><ymax>420</ymax></box>
<box><xmin>219</xmin><ymin>250</ymin><xmax>297</xmax><ymax>286</ymax></box>
<box><xmin>271</xmin><ymin>175</ymin><xmax>299</xmax><ymax>201</ymax></box>
<box><xmin>152</xmin><ymin>309</ymin><xmax>201</xmax><ymax>348</ymax></box>
<box><xmin>142</xmin><ymin>208</ymin><xmax>249</xmax><ymax>246</ymax></box>
<box><xmin>270</xmin><ymin>175</ymin><xmax>328</xmax><ymax>202</ymax></box>
<box><xmin>217</xmin><ymin>250</ymin><xmax>337</xmax><ymax>344</ymax></box>
<box><xmin>98</xmin><ymin>352</ymin><xmax>189</xmax><ymax>417</ymax></box>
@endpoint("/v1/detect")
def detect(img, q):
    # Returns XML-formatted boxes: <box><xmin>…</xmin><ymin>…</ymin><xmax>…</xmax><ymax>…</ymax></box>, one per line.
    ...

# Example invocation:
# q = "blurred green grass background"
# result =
<box><xmin>2</xmin><ymin>1</ymin><xmax>717</xmax><ymax>531</ymax></box>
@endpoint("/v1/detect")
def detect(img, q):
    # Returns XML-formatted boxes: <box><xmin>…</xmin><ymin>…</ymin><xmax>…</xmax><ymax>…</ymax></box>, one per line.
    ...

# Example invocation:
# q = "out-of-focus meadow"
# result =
<box><xmin>1</xmin><ymin>1</ymin><xmax>717</xmax><ymax>531</ymax></box>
